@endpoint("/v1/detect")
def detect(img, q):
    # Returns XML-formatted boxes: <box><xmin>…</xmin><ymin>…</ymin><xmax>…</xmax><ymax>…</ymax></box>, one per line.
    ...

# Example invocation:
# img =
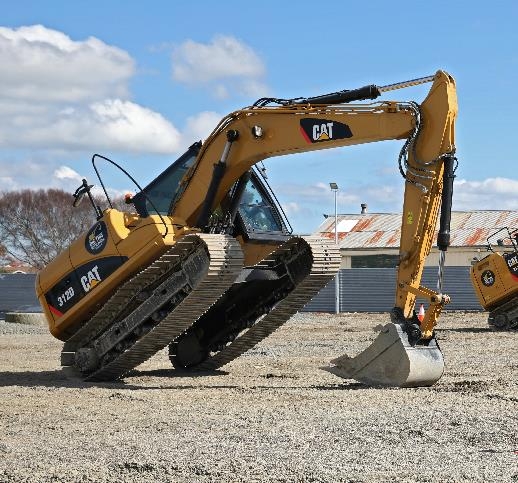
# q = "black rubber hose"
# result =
<box><xmin>437</xmin><ymin>154</ymin><xmax>456</xmax><ymax>251</ymax></box>
<box><xmin>294</xmin><ymin>85</ymin><xmax>381</xmax><ymax>105</ymax></box>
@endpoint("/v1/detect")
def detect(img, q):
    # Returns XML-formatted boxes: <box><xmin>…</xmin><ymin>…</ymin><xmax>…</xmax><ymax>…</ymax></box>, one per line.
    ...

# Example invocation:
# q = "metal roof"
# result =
<box><xmin>315</xmin><ymin>210</ymin><xmax>518</xmax><ymax>249</ymax></box>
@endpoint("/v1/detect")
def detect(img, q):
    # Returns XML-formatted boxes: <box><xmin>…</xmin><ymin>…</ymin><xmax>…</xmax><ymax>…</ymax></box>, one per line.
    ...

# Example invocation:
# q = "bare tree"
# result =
<box><xmin>0</xmin><ymin>242</ymin><xmax>8</xmax><ymax>270</ymax></box>
<box><xmin>0</xmin><ymin>188</ymin><xmax>122</xmax><ymax>269</ymax></box>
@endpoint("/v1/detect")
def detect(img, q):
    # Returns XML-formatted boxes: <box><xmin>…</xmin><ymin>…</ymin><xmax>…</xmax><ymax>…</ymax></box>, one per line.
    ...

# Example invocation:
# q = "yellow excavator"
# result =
<box><xmin>35</xmin><ymin>70</ymin><xmax>458</xmax><ymax>387</ymax></box>
<box><xmin>470</xmin><ymin>227</ymin><xmax>518</xmax><ymax>330</ymax></box>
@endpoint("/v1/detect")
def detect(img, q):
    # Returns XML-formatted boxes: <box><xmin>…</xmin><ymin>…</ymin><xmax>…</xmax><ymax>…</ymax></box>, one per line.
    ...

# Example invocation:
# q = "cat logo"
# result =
<box><xmin>81</xmin><ymin>265</ymin><xmax>102</xmax><ymax>293</ymax></box>
<box><xmin>312</xmin><ymin>122</ymin><xmax>334</xmax><ymax>141</ymax></box>
<box><xmin>85</xmin><ymin>221</ymin><xmax>108</xmax><ymax>254</ymax></box>
<box><xmin>503</xmin><ymin>251</ymin><xmax>518</xmax><ymax>278</ymax></box>
<box><xmin>300</xmin><ymin>118</ymin><xmax>352</xmax><ymax>143</ymax></box>
<box><xmin>506</xmin><ymin>254</ymin><xmax>518</xmax><ymax>269</ymax></box>
<box><xmin>481</xmin><ymin>270</ymin><xmax>495</xmax><ymax>287</ymax></box>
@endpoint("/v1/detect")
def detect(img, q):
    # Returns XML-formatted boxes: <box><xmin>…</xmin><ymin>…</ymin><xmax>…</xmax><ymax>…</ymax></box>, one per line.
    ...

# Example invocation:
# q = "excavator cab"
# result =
<box><xmin>130</xmin><ymin>141</ymin><xmax>290</xmax><ymax>239</ymax></box>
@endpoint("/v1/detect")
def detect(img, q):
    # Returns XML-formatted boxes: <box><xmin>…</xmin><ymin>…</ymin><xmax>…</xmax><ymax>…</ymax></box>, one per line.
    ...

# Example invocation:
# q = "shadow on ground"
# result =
<box><xmin>0</xmin><ymin>368</ymin><xmax>374</xmax><ymax>391</ymax></box>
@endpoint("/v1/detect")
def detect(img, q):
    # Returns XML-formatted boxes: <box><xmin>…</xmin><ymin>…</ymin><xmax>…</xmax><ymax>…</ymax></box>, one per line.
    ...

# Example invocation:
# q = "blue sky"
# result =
<box><xmin>1</xmin><ymin>0</ymin><xmax>517</xmax><ymax>233</ymax></box>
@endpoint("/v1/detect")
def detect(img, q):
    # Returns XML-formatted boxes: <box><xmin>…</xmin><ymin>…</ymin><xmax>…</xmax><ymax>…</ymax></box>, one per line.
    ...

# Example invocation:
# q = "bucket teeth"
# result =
<box><xmin>324</xmin><ymin>322</ymin><xmax>444</xmax><ymax>388</ymax></box>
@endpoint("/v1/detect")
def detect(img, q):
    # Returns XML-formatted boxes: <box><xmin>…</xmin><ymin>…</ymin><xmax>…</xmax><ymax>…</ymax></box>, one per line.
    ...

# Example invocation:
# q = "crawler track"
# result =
<box><xmin>61</xmin><ymin>234</ymin><xmax>243</xmax><ymax>381</ymax></box>
<box><xmin>172</xmin><ymin>236</ymin><xmax>340</xmax><ymax>371</ymax></box>
<box><xmin>488</xmin><ymin>296</ymin><xmax>518</xmax><ymax>330</ymax></box>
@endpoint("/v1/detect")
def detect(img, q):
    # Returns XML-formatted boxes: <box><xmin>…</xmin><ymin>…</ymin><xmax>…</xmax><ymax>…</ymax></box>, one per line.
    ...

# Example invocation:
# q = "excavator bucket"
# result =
<box><xmin>324</xmin><ymin>322</ymin><xmax>444</xmax><ymax>387</ymax></box>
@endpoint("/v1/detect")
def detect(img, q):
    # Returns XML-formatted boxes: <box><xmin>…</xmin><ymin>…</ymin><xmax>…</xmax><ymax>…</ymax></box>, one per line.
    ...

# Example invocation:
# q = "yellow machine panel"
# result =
<box><xmin>470</xmin><ymin>227</ymin><xmax>518</xmax><ymax>329</ymax></box>
<box><xmin>36</xmin><ymin>211</ymin><xmax>184</xmax><ymax>340</ymax></box>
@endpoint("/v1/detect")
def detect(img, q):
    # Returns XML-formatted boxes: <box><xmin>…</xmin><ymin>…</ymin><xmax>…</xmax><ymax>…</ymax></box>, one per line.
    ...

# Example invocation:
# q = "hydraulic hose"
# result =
<box><xmin>437</xmin><ymin>154</ymin><xmax>456</xmax><ymax>252</ymax></box>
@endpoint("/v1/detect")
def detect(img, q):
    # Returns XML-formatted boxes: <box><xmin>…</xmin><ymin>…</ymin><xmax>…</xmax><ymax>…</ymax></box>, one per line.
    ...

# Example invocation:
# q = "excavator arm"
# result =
<box><xmin>396</xmin><ymin>72</ymin><xmax>457</xmax><ymax>339</ymax></box>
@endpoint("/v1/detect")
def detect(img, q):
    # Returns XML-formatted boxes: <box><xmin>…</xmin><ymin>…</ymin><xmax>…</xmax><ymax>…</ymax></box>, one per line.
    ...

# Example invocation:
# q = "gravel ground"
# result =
<box><xmin>0</xmin><ymin>311</ymin><xmax>517</xmax><ymax>483</ymax></box>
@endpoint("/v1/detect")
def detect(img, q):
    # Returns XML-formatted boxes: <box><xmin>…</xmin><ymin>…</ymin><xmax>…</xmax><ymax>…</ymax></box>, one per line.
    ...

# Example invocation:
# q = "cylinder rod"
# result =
<box><xmin>379</xmin><ymin>75</ymin><xmax>435</xmax><ymax>93</ymax></box>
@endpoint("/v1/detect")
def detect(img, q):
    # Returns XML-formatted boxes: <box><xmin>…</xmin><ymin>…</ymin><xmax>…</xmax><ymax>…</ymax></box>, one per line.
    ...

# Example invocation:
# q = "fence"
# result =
<box><xmin>0</xmin><ymin>273</ymin><xmax>40</xmax><ymax>319</ymax></box>
<box><xmin>0</xmin><ymin>267</ymin><xmax>482</xmax><ymax>320</ymax></box>
<box><xmin>303</xmin><ymin>266</ymin><xmax>481</xmax><ymax>312</ymax></box>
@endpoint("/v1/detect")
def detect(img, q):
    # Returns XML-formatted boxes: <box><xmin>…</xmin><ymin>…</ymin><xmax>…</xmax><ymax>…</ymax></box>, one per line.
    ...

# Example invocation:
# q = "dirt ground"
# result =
<box><xmin>0</xmin><ymin>311</ymin><xmax>517</xmax><ymax>483</ymax></box>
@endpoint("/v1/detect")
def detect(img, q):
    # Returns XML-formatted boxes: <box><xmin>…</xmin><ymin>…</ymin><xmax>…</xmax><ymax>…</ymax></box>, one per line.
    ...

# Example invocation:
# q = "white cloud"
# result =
<box><xmin>0</xmin><ymin>176</ymin><xmax>16</xmax><ymax>191</ymax></box>
<box><xmin>238</xmin><ymin>79</ymin><xmax>270</xmax><ymax>98</ymax></box>
<box><xmin>1</xmin><ymin>99</ymin><xmax>181</xmax><ymax>154</ymax></box>
<box><xmin>454</xmin><ymin>177</ymin><xmax>518</xmax><ymax>210</ymax></box>
<box><xmin>358</xmin><ymin>184</ymin><xmax>402</xmax><ymax>209</ymax></box>
<box><xmin>0</xmin><ymin>24</ymin><xmax>183</xmax><ymax>161</ymax></box>
<box><xmin>278</xmin><ymin>181</ymin><xmax>360</xmax><ymax>205</ymax></box>
<box><xmin>171</xmin><ymin>35</ymin><xmax>269</xmax><ymax>100</ymax></box>
<box><xmin>214</xmin><ymin>85</ymin><xmax>229</xmax><ymax>100</ymax></box>
<box><xmin>78</xmin><ymin>100</ymin><xmax>180</xmax><ymax>153</ymax></box>
<box><xmin>172</xmin><ymin>35</ymin><xmax>264</xmax><ymax>83</ymax></box>
<box><xmin>50</xmin><ymin>164</ymin><xmax>129</xmax><ymax>202</ymax></box>
<box><xmin>0</xmin><ymin>25</ymin><xmax>135</xmax><ymax>103</ymax></box>
<box><xmin>0</xmin><ymin>158</ymin><xmax>50</xmax><ymax>187</ymax></box>
<box><xmin>182</xmin><ymin>111</ymin><xmax>222</xmax><ymax>144</ymax></box>
<box><xmin>54</xmin><ymin>165</ymin><xmax>82</xmax><ymax>181</ymax></box>
<box><xmin>456</xmin><ymin>177</ymin><xmax>518</xmax><ymax>195</ymax></box>
<box><xmin>88</xmin><ymin>100</ymin><xmax>181</xmax><ymax>153</ymax></box>
<box><xmin>52</xmin><ymin>165</ymin><xmax>85</xmax><ymax>194</ymax></box>
<box><xmin>281</xmin><ymin>201</ymin><xmax>301</xmax><ymax>216</ymax></box>
<box><xmin>0</xmin><ymin>160</ymin><xmax>83</xmax><ymax>192</ymax></box>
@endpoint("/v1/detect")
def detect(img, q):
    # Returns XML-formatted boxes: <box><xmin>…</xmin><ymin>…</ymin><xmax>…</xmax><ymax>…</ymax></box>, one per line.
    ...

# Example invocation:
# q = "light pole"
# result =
<box><xmin>329</xmin><ymin>182</ymin><xmax>339</xmax><ymax>314</ymax></box>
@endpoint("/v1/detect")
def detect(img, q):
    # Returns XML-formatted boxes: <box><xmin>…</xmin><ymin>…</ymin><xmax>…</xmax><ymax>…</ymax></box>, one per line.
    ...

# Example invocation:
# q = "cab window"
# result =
<box><xmin>238</xmin><ymin>176</ymin><xmax>285</xmax><ymax>233</ymax></box>
<box><xmin>133</xmin><ymin>142</ymin><xmax>200</xmax><ymax>216</ymax></box>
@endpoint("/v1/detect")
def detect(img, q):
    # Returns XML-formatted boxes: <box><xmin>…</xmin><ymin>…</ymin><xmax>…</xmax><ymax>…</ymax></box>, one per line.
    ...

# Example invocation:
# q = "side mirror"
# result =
<box><xmin>72</xmin><ymin>180</ymin><xmax>94</xmax><ymax>207</ymax></box>
<box><xmin>72</xmin><ymin>179</ymin><xmax>103</xmax><ymax>219</ymax></box>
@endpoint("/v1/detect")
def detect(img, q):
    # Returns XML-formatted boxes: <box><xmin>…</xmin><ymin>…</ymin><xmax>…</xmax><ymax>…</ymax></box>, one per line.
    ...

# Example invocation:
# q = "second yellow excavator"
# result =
<box><xmin>35</xmin><ymin>70</ymin><xmax>458</xmax><ymax>387</ymax></box>
<box><xmin>470</xmin><ymin>227</ymin><xmax>518</xmax><ymax>330</ymax></box>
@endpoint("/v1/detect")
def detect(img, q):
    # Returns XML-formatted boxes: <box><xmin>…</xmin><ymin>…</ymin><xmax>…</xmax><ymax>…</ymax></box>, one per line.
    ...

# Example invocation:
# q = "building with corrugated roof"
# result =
<box><xmin>315</xmin><ymin>208</ymin><xmax>518</xmax><ymax>269</ymax></box>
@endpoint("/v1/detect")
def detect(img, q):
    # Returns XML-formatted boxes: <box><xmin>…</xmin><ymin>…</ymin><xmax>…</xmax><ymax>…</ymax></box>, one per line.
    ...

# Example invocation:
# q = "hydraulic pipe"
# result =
<box><xmin>294</xmin><ymin>85</ymin><xmax>381</xmax><ymax>105</ymax></box>
<box><xmin>293</xmin><ymin>74</ymin><xmax>436</xmax><ymax>106</ymax></box>
<box><xmin>196</xmin><ymin>130</ymin><xmax>239</xmax><ymax>229</ymax></box>
<box><xmin>436</xmin><ymin>154</ymin><xmax>456</xmax><ymax>293</ymax></box>
<box><xmin>437</xmin><ymin>154</ymin><xmax>456</xmax><ymax>252</ymax></box>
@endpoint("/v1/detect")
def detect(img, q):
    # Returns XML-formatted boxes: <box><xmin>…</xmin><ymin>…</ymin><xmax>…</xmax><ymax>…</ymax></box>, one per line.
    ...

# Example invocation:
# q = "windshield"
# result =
<box><xmin>238</xmin><ymin>176</ymin><xmax>285</xmax><ymax>233</ymax></box>
<box><xmin>133</xmin><ymin>142</ymin><xmax>200</xmax><ymax>216</ymax></box>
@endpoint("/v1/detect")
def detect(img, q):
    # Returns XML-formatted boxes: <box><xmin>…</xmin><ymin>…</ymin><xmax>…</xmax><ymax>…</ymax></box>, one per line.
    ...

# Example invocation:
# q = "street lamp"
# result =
<box><xmin>329</xmin><ymin>182</ymin><xmax>339</xmax><ymax>314</ymax></box>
